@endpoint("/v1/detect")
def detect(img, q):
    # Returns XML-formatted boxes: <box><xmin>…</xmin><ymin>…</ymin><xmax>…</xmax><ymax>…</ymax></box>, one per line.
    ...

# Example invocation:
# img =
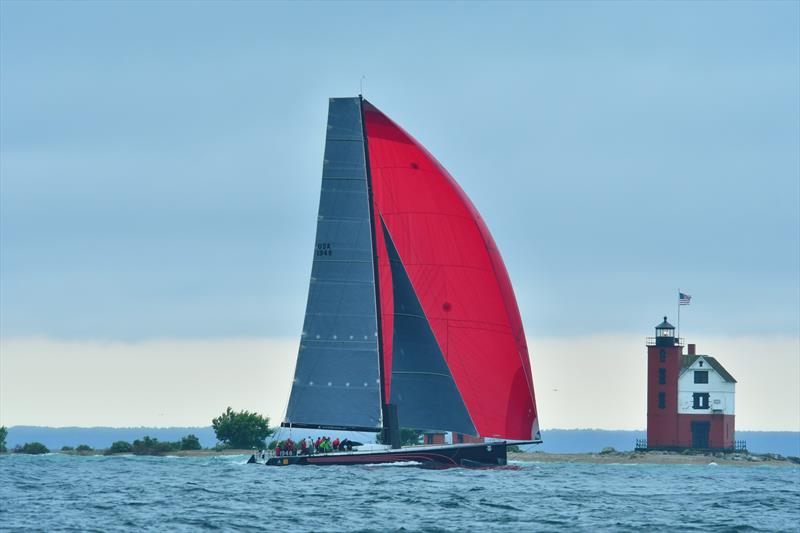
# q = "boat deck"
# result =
<box><xmin>253</xmin><ymin>441</ymin><xmax>539</xmax><ymax>467</ymax></box>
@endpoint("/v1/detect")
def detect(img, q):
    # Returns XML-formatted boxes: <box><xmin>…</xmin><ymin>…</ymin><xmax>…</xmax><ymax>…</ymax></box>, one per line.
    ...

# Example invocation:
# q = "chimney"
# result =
<box><xmin>688</xmin><ymin>343</ymin><xmax>696</xmax><ymax>355</ymax></box>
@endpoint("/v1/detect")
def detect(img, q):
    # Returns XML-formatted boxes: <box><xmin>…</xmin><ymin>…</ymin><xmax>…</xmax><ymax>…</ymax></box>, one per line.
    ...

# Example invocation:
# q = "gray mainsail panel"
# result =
<box><xmin>284</xmin><ymin>98</ymin><xmax>382</xmax><ymax>430</ymax></box>
<box><xmin>381</xmin><ymin>219</ymin><xmax>477</xmax><ymax>436</ymax></box>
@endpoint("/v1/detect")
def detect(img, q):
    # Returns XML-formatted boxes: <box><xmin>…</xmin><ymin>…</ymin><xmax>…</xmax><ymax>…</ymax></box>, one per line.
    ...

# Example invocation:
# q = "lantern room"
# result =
<box><xmin>655</xmin><ymin>316</ymin><xmax>677</xmax><ymax>346</ymax></box>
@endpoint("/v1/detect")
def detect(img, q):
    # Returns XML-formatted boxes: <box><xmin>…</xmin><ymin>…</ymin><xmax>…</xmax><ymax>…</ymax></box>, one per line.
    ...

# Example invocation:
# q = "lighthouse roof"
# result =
<box><xmin>656</xmin><ymin>317</ymin><xmax>675</xmax><ymax>329</ymax></box>
<box><xmin>681</xmin><ymin>355</ymin><xmax>737</xmax><ymax>383</ymax></box>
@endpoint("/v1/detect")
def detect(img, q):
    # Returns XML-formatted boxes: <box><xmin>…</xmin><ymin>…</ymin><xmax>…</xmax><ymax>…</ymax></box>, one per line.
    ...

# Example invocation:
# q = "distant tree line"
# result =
<box><xmin>3</xmin><ymin>406</ymin><xmax>275</xmax><ymax>456</ymax></box>
<box><xmin>6</xmin><ymin>434</ymin><xmax>203</xmax><ymax>456</ymax></box>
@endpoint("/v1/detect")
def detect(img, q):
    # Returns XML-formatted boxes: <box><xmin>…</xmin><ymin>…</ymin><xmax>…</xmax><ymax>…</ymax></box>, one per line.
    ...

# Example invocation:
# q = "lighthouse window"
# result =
<box><xmin>694</xmin><ymin>371</ymin><xmax>709</xmax><ymax>384</ymax></box>
<box><xmin>693</xmin><ymin>393</ymin><xmax>710</xmax><ymax>409</ymax></box>
<box><xmin>658</xmin><ymin>368</ymin><xmax>666</xmax><ymax>385</ymax></box>
<box><xmin>659</xmin><ymin>349</ymin><xmax>666</xmax><ymax>362</ymax></box>
<box><xmin>658</xmin><ymin>392</ymin><xmax>666</xmax><ymax>409</ymax></box>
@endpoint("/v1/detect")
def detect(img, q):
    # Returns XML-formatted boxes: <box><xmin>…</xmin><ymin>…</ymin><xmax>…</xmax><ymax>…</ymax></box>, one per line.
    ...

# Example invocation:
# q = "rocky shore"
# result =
<box><xmin>510</xmin><ymin>448</ymin><xmax>800</xmax><ymax>467</ymax></box>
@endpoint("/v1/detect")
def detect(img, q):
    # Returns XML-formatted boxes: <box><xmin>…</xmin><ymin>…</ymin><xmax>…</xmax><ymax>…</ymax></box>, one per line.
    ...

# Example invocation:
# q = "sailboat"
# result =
<box><xmin>263</xmin><ymin>97</ymin><xmax>540</xmax><ymax>467</ymax></box>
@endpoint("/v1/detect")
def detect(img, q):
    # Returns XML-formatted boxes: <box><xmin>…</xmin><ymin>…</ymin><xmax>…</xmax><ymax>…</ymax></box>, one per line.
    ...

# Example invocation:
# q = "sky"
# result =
<box><xmin>1</xmin><ymin>1</ymin><xmax>798</xmax><ymax>431</ymax></box>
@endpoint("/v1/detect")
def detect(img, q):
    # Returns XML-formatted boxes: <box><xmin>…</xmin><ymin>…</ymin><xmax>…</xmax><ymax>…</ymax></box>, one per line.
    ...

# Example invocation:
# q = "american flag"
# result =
<box><xmin>679</xmin><ymin>292</ymin><xmax>692</xmax><ymax>305</ymax></box>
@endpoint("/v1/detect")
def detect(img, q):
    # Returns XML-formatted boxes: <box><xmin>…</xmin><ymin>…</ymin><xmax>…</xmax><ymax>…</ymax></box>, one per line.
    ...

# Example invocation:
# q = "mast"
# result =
<box><xmin>359</xmin><ymin>95</ymin><xmax>400</xmax><ymax>449</ymax></box>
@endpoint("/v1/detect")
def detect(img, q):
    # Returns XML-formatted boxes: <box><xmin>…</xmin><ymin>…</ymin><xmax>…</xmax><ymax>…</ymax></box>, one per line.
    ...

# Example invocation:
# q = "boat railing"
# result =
<box><xmin>266</xmin><ymin>447</ymin><xmax>357</xmax><ymax>458</ymax></box>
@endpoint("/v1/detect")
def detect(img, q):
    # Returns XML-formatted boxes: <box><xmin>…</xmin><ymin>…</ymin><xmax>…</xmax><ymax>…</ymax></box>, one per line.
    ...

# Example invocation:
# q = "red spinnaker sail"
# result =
<box><xmin>363</xmin><ymin>101</ymin><xmax>538</xmax><ymax>440</ymax></box>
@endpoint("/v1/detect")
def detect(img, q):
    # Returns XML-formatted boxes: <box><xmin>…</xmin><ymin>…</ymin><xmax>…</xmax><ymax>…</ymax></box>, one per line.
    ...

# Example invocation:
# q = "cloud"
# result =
<box><xmin>0</xmin><ymin>337</ymin><xmax>296</xmax><ymax>427</ymax></box>
<box><xmin>1</xmin><ymin>334</ymin><xmax>797</xmax><ymax>431</ymax></box>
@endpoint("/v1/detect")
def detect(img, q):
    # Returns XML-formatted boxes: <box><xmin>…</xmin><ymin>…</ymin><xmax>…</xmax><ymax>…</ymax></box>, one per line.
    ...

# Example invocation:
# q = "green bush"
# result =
<box><xmin>107</xmin><ymin>441</ymin><xmax>133</xmax><ymax>454</ymax></box>
<box><xmin>61</xmin><ymin>445</ymin><xmax>74</xmax><ymax>452</ymax></box>
<box><xmin>0</xmin><ymin>426</ymin><xmax>7</xmax><ymax>453</ymax></box>
<box><xmin>75</xmin><ymin>444</ymin><xmax>93</xmax><ymax>454</ymax></box>
<box><xmin>132</xmin><ymin>436</ymin><xmax>180</xmax><ymax>455</ymax></box>
<box><xmin>212</xmin><ymin>407</ymin><xmax>273</xmax><ymax>449</ymax></box>
<box><xmin>180</xmin><ymin>434</ymin><xmax>202</xmax><ymax>451</ymax></box>
<box><xmin>16</xmin><ymin>442</ymin><xmax>50</xmax><ymax>454</ymax></box>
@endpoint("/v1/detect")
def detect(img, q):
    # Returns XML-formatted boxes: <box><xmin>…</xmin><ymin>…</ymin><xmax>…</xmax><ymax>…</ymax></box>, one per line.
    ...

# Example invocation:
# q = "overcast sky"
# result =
<box><xmin>1</xmin><ymin>1</ymin><xmax>798</xmax><ymax>430</ymax></box>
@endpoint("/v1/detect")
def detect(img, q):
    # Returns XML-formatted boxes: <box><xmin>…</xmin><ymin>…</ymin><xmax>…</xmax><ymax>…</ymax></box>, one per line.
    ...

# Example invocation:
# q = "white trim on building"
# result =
<box><xmin>677</xmin><ymin>356</ymin><xmax>735</xmax><ymax>415</ymax></box>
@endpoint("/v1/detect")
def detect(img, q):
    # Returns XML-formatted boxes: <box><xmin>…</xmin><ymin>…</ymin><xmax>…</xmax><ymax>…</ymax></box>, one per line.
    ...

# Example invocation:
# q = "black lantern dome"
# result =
<box><xmin>655</xmin><ymin>316</ymin><xmax>676</xmax><ymax>346</ymax></box>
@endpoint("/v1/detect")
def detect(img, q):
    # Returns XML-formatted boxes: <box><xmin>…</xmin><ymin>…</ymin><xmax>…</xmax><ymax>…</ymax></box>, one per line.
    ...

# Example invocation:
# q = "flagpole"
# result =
<box><xmin>677</xmin><ymin>288</ymin><xmax>681</xmax><ymax>342</ymax></box>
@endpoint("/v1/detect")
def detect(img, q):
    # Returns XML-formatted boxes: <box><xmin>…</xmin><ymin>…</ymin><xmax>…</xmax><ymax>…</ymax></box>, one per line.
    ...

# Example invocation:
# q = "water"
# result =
<box><xmin>1</xmin><ymin>454</ymin><xmax>798</xmax><ymax>532</ymax></box>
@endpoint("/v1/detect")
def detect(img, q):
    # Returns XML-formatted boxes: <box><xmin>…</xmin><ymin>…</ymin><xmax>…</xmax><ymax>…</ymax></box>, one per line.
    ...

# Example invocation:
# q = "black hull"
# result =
<box><xmin>261</xmin><ymin>442</ymin><xmax>507</xmax><ymax>468</ymax></box>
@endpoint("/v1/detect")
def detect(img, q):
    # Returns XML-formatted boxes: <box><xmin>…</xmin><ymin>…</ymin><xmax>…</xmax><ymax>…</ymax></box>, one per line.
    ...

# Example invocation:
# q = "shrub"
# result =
<box><xmin>132</xmin><ymin>436</ymin><xmax>179</xmax><ymax>455</ymax></box>
<box><xmin>107</xmin><ymin>441</ymin><xmax>133</xmax><ymax>454</ymax></box>
<box><xmin>0</xmin><ymin>426</ymin><xmax>7</xmax><ymax>453</ymax></box>
<box><xmin>61</xmin><ymin>446</ymin><xmax>74</xmax><ymax>452</ymax></box>
<box><xmin>75</xmin><ymin>444</ymin><xmax>93</xmax><ymax>454</ymax></box>
<box><xmin>16</xmin><ymin>442</ymin><xmax>50</xmax><ymax>454</ymax></box>
<box><xmin>180</xmin><ymin>434</ymin><xmax>202</xmax><ymax>451</ymax></box>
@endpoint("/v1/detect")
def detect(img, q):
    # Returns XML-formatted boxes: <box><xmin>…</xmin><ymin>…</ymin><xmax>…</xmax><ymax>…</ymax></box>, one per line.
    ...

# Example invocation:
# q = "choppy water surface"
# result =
<box><xmin>1</xmin><ymin>454</ymin><xmax>798</xmax><ymax>532</ymax></box>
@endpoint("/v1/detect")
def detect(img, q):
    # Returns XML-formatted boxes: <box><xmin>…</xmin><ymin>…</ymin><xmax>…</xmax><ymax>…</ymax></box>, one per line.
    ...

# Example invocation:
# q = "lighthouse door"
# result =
<box><xmin>691</xmin><ymin>421</ymin><xmax>710</xmax><ymax>449</ymax></box>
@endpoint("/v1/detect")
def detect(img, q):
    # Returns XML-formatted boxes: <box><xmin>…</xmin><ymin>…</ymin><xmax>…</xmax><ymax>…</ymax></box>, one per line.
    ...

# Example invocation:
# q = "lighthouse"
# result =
<box><xmin>645</xmin><ymin>317</ymin><xmax>737</xmax><ymax>451</ymax></box>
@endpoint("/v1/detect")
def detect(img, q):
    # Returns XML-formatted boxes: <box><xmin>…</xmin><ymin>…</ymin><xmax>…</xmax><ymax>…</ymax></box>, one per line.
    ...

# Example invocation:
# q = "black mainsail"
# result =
<box><xmin>283</xmin><ymin>98</ymin><xmax>382</xmax><ymax>432</ymax></box>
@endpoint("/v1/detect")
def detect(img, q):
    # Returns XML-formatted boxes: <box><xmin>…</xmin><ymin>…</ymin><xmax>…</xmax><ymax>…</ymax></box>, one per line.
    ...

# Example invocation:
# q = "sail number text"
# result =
<box><xmin>316</xmin><ymin>243</ymin><xmax>333</xmax><ymax>256</ymax></box>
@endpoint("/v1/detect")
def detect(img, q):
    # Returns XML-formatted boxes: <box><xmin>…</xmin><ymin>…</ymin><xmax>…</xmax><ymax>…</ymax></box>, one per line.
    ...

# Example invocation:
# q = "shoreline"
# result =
<box><xmin>33</xmin><ymin>449</ymin><xmax>800</xmax><ymax>466</ymax></box>
<box><xmin>509</xmin><ymin>451</ymin><xmax>800</xmax><ymax>467</ymax></box>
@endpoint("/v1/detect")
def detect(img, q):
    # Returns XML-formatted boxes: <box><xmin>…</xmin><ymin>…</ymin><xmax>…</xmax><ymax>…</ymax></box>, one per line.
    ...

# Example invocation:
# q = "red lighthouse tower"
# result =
<box><xmin>644</xmin><ymin>317</ymin><xmax>738</xmax><ymax>451</ymax></box>
<box><xmin>646</xmin><ymin>317</ymin><xmax>683</xmax><ymax>448</ymax></box>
